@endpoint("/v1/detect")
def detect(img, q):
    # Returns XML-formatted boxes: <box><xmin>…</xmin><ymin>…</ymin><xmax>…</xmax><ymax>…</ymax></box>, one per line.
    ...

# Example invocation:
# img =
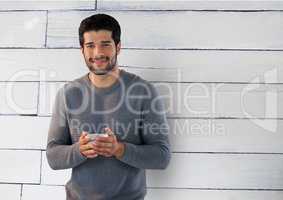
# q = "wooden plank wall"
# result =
<box><xmin>0</xmin><ymin>1</ymin><xmax>283</xmax><ymax>199</ymax></box>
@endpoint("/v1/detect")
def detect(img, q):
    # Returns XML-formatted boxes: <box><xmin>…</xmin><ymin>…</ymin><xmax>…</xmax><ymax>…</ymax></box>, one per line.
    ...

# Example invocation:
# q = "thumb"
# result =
<box><xmin>81</xmin><ymin>131</ymin><xmax>88</xmax><ymax>138</ymax></box>
<box><xmin>80</xmin><ymin>131</ymin><xmax>89</xmax><ymax>145</ymax></box>
<box><xmin>104</xmin><ymin>127</ymin><xmax>114</xmax><ymax>135</ymax></box>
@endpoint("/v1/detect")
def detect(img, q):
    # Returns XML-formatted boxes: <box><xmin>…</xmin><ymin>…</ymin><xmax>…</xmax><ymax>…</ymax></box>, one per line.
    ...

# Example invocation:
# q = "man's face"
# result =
<box><xmin>81</xmin><ymin>30</ymin><xmax>121</xmax><ymax>75</ymax></box>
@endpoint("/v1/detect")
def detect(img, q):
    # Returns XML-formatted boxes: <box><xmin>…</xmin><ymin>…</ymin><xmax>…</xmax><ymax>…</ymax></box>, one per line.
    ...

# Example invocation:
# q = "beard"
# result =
<box><xmin>85</xmin><ymin>53</ymin><xmax>118</xmax><ymax>76</ymax></box>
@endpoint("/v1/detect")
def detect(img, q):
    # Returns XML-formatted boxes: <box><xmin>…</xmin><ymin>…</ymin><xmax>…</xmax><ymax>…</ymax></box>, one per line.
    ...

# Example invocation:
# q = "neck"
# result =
<box><xmin>88</xmin><ymin>67</ymin><xmax>120</xmax><ymax>88</ymax></box>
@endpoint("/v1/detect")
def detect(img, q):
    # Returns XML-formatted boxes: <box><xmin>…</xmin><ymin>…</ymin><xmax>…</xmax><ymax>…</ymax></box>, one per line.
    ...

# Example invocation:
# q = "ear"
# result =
<box><xmin>116</xmin><ymin>42</ymin><xmax>121</xmax><ymax>55</ymax></box>
<box><xmin>80</xmin><ymin>47</ymin><xmax>84</xmax><ymax>54</ymax></box>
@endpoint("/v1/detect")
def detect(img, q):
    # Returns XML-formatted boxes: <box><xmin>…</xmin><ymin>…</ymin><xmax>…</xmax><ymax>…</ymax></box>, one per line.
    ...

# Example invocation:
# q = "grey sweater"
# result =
<box><xmin>46</xmin><ymin>69</ymin><xmax>171</xmax><ymax>200</ymax></box>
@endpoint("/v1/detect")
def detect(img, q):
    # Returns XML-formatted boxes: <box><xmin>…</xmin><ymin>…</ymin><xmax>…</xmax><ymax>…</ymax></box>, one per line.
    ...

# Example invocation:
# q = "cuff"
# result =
<box><xmin>117</xmin><ymin>142</ymin><xmax>134</xmax><ymax>164</ymax></box>
<box><xmin>73</xmin><ymin>142</ymin><xmax>88</xmax><ymax>162</ymax></box>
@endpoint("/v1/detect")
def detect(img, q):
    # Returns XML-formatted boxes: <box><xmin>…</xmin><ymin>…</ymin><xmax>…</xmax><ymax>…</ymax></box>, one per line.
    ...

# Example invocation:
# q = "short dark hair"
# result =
<box><xmin>78</xmin><ymin>13</ymin><xmax>121</xmax><ymax>47</ymax></box>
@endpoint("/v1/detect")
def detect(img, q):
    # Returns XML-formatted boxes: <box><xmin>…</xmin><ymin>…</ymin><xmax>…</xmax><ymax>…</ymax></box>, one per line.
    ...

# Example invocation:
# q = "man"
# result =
<box><xmin>46</xmin><ymin>13</ymin><xmax>171</xmax><ymax>200</ymax></box>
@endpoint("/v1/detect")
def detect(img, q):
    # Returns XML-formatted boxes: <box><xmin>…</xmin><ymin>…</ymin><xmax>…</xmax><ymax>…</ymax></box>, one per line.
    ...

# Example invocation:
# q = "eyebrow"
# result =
<box><xmin>85</xmin><ymin>41</ymin><xmax>112</xmax><ymax>45</ymax></box>
<box><xmin>101</xmin><ymin>41</ymin><xmax>112</xmax><ymax>44</ymax></box>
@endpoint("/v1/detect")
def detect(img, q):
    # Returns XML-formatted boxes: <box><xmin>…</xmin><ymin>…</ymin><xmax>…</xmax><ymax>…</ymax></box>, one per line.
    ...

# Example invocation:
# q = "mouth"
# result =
<box><xmin>94</xmin><ymin>60</ymin><xmax>106</xmax><ymax>65</ymax></box>
<box><xmin>90</xmin><ymin>57</ymin><xmax>109</xmax><ymax>66</ymax></box>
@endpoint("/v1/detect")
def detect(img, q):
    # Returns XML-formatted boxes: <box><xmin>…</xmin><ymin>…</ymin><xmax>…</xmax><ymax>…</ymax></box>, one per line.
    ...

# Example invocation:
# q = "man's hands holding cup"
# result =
<box><xmin>79</xmin><ymin>128</ymin><xmax>125</xmax><ymax>159</ymax></box>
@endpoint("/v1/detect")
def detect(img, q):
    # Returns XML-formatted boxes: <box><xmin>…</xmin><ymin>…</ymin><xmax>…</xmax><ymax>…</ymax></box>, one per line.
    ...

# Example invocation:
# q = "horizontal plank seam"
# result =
<box><xmin>3</xmin><ymin>9</ymin><xmax>283</xmax><ymax>12</ymax></box>
<box><xmin>95</xmin><ymin>9</ymin><xmax>283</xmax><ymax>12</ymax></box>
<box><xmin>166</xmin><ymin>117</ymin><xmax>283</xmax><ymax>120</ymax></box>
<box><xmin>0</xmin><ymin>9</ymin><xmax>96</xmax><ymax>12</ymax></box>
<box><xmin>2</xmin><ymin>47</ymin><xmax>283</xmax><ymax>51</ymax></box>
<box><xmin>0</xmin><ymin>114</ymin><xmax>38</xmax><ymax>117</ymax></box>
<box><xmin>0</xmin><ymin>148</ymin><xmax>44</xmax><ymax>151</ymax></box>
<box><xmin>147</xmin><ymin>81</ymin><xmax>283</xmax><ymax>84</ymax></box>
<box><xmin>3</xmin><ymin>182</ymin><xmax>283</xmax><ymax>191</ymax></box>
<box><xmin>172</xmin><ymin>152</ymin><xmax>283</xmax><ymax>155</ymax></box>
<box><xmin>2</xmin><ymin>81</ymin><xmax>283</xmax><ymax>85</ymax></box>
<box><xmin>146</xmin><ymin>187</ymin><xmax>283</xmax><ymax>191</ymax></box>
<box><xmin>123</xmin><ymin>48</ymin><xmax>283</xmax><ymax>51</ymax></box>
<box><xmin>0</xmin><ymin>182</ymin><xmax>41</xmax><ymax>185</ymax></box>
<box><xmin>3</xmin><ymin>113</ymin><xmax>283</xmax><ymax>120</ymax></box>
<box><xmin>1</xmin><ymin>9</ymin><xmax>283</xmax><ymax>12</ymax></box>
<box><xmin>0</xmin><ymin>10</ymin><xmax>47</xmax><ymax>13</ymax></box>
<box><xmin>1</xmin><ymin>149</ymin><xmax>283</xmax><ymax>155</ymax></box>
<box><xmin>14</xmin><ymin>114</ymin><xmax>283</xmax><ymax>120</ymax></box>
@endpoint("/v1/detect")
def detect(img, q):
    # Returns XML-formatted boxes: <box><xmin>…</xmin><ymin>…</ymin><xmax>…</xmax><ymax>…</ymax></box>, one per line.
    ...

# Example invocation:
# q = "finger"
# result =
<box><xmin>80</xmin><ymin>132</ymin><xmax>90</xmax><ymax>145</ymax></box>
<box><xmin>92</xmin><ymin>146</ymin><xmax>112</xmax><ymax>155</ymax></box>
<box><xmin>96</xmin><ymin>151</ymin><xmax>112</xmax><ymax>157</ymax></box>
<box><xmin>80</xmin><ymin>137</ymin><xmax>90</xmax><ymax>145</ymax></box>
<box><xmin>100</xmin><ymin>153</ymin><xmax>112</xmax><ymax>157</ymax></box>
<box><xmin>83</xmin><ymin>150</ymin><xmax>98</xmax><ymax>158</ymax></box>
<box><xmin>80</xmin><ymin>143</ymin><xmax>94</xmax><ymax>152</ymax></box>
<box><xmin>94</xmin><ymin>128</ymin><xmax>115</xmax><ymax>142</ymax></box>
<box><xmin>80</xmin><ymin>131</ymin><xmax>88</xmax><ymax>138</ymax></box>
<box><xmin>104</xmin><ymin>127</ymin><xmax>114</xmax><ymax>136</ymax></box>
<box><xmin>95</xmin><ymin>136</ymin><xmax>113</xmax><ymax>143</ymax></box>
<box><xmin>82</xmin><ymin>149</ymin><xmax>96</xmax><ymax>155</ymax></box>
<box><xmin>93</xmin><ymin>140</ymin><xmax>112</xmax><ymax>147</ymax></box>
<box><xmin>92</xmin><ymin>144</ymin><xmax>109</xmax><ymax>151</ymax></box>
<box><xmin>87</xmin><ymin>154</ymin><xmax>98</xmax><ymax>158</ymax></box>
<box><xmin>104</xmin><ymin>128</ymin><xmax>117</xmax><ymax>142</ymax></box>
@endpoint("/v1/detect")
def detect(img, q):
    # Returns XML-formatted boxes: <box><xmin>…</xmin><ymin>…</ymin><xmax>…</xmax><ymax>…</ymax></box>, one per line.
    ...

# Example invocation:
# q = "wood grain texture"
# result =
<box><xmin>20</xmin><ymin>185</ymin><xmax>283</xmax><ymax>200</ymax></box>
<box><xmin>38</xmin><ymin>82</ymin><xmax>65</xmax><ymax>116</ymax></box>
<box><xmin>0</xmin><ymin>1</ymin><xmax>95</xmax><ymax>10</ymax></box>
<box><xmin>38</xmin><ymin>82</ymin><xmax>283</xmax><ymax>118</ymax></box>
<box><xmin>48</xmin><ymin>11</ymin><xmax>283</xmax><ymax>49</ymax></box>
<box><xmin>0</xmin><ymin>115</ymin><xmax>280</xmax><ymax>154</ymax></box>
<box><xmin>41</xmin><ymin>152</ymin><xmax>283</xmax><ymax>189</ymax></box>
<box><xmin>146</xmin><ymin>189</ymin><xmax>283</xmax><ymax>200</ymax></box>
<box><xmin>119</xmin><ymin>50</ymin><xmax>283</xmax><ymax>83</ymax></box>
<box><xmin>1</xmin><ymin>2</ymin><xmax>282</xmax><ymax>197</ymax></box>
<box><xmin>0</xmin><ymin>116</ymin><xmax>49</xmax><ymax>149</ymax></box>
<box><xmin>147</xmin><ymin>153</ymin><xmax>283</xmax><ymax>189</ymax></box>
<box><xmin>1</xmin><ymin>116</ymin><xmax>281</xmax><ymax>154</ymax></box>
<box><xmin>41</xmin><ymin>153</ymin><xmax>71</xmax><ymax>185</ymax></box>
<box><xmin>98</xmin><ymin>0</ymin><xmax>283</xmax><ymax>11</ymax></box>
<box><xmin>168</xmin><ymin>118</ymin><xmax>283</xmax><ymax>153</ymax></box>
<box><xmin>156</xmin><ymin>83</ymin><xmax>283</xmax><ymax>118</ymax></box>
<box><xmin>22</xmin><ymin>185</ymin><xmax>65</xmax><ymax>200</ymax></box>
<box><xmin>0</xmin><ymin>11</ymin><xmax>46</xmax><ymax>47</ymax></box>
<box><xmin>0</xmin><ymin>82</ymin><xmax>38</xmax><ymax>115</ymax></box>
<box><xmin>0</xmin><ymin>49</ymin><xmax>282</xmax><ymax>83</ymax></box>
<box><xmin>0</xmin><ymin>49</ymin><xmax>87</xmax><ymax>81</ymax></box>
<box><xmin>0</xmin><ymin>150</ymin><xmax>41</xmax><ymax>184</ymax></box>
<box><xmin>0</xmin><ymin>184</ymin><xmax>21</xmax><ymax>200</ymax></box>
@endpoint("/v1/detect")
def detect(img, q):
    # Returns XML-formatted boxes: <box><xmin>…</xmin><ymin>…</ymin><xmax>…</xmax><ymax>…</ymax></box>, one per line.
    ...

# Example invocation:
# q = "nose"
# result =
<box><xmin>93</xmin><ymin>46</ymin><xmax>104</xmax><ymax>57</ymax></box>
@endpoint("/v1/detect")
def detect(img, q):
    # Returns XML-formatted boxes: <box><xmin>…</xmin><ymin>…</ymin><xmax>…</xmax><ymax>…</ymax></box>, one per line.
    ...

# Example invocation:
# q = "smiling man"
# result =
<box><xmin>46</xmin><ymin>14</ymin><xmax>171</xmax><ymax>200</ymax></box>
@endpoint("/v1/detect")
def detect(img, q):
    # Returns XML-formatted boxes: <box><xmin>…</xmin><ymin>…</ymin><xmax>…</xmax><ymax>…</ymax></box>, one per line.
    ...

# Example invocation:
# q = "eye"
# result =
<box><xmin>86</xmin><ymin>44</ymin><xmax>94</xmax><ymax>48</ymax></box>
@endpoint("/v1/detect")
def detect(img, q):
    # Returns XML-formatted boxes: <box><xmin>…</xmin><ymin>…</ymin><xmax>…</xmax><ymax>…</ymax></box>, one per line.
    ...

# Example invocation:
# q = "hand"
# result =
<box><xmin>79</xmin><ymin>131</ymin><xmax>98</xmax><ymax>158</ymax></box>
<box><xmin>92</xmin><ymin>128</ymin><xmax>125</xmax><ymax>158</ymax></box>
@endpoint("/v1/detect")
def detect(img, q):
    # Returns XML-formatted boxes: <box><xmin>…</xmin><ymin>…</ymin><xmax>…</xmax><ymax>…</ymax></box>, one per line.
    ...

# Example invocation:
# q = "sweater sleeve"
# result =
<box><xmin>46</xmin><ymin>87</ymin><xmax>87</xmax><ymax>170</ymax></box>
<box><xmin>118</xmin><ymin>83</ymin><xmax>171</xmax><ymax>169</ymax></box>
